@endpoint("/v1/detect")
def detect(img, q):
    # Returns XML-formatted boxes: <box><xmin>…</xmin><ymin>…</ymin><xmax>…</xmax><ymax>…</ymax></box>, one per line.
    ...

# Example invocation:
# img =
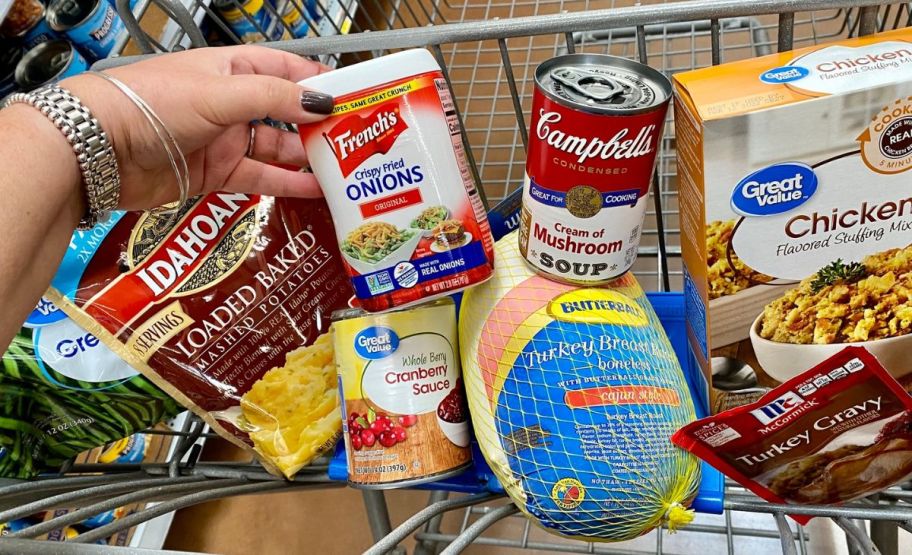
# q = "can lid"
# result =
<box><xmin>47</xmin><ymin>0</ymin><xmax>97</xmax><ymax>32</ymax></box>
<box><xmin>536</xmin><ymin>54</ymin><xmax>671</xmax><ymax>114</ymax></box>
<box><xmin>15</xmin><ymin>39</ymin><xmax>71</xmax><ymax>91</ymax></box>
<box><xmin>331</xmin><ymin>297</ymin><xmax>454</xmax><ymax>322</ymax></box>
<box><xmin>331</xmin><ymin>306</ymin><xmax>367</xmax><ymax>322</ymax></box>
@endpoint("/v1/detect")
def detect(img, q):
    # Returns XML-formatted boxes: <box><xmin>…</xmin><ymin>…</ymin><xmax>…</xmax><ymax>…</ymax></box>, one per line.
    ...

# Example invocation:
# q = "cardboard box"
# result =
<box><xmin>674</xmin><ymin>28</ymin><xmax>912</xmax><ymax>412</ymax></box>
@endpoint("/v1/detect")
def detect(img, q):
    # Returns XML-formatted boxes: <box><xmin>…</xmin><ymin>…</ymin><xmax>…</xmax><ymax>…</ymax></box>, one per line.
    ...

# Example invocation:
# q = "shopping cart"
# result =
<box><xmin>3</xmin><ymin>1</ymin><xmax>912</xmax><ymax>553</ymax></box>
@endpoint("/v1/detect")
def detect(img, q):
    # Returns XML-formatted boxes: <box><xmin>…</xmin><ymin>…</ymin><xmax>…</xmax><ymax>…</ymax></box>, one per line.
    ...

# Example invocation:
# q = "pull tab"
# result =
<box><xmin>551</xmin><ymin>67</ymin><xmax>625</xmax><ymax>102</ymax></box>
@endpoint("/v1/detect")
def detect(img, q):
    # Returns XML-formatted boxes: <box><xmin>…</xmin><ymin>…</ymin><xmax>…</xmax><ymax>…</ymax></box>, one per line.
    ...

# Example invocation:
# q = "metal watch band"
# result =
<box><xmin>4</xmin><ymin>86</ymin><xmax>121</xmax><ymax>230</ymax></box>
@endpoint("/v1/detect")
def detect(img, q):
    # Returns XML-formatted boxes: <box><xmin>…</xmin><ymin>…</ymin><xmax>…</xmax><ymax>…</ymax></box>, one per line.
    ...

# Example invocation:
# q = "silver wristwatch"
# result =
<box><xmin>4</xmin><ymin>86</ymin><xmax>120</xmax><ymax>230</ymax></box>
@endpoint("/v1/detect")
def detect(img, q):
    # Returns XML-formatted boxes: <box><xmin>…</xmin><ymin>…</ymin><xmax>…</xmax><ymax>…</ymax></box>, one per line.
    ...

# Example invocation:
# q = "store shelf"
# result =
<box><xmin>112</xmin><ymin>0</ymin><xmax>362</xmax><ymax>65</ymax></box>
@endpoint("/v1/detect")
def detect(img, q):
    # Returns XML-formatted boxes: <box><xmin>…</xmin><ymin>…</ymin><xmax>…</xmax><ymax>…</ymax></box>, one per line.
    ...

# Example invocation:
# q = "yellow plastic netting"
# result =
<box><xmin>459</xmin><ymin>232</ymin><xmax>700</xmax><ymax>541</ymax></box>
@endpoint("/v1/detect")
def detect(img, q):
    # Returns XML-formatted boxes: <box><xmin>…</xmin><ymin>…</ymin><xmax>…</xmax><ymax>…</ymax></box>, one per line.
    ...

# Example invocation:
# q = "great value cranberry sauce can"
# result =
<box><xmin>332</xmin><ymin>298</ymin><xmax>472</xmax><ymax>488</ymax></box>
<box><xmin>519</xmin><ymin>54</ymin><xmax>672</xmax><ymax>284</ymax></box>
<box><xmin>298</xmin><ymin>49</ymin><xmax>495</xmax><ymax>313</ymax></box>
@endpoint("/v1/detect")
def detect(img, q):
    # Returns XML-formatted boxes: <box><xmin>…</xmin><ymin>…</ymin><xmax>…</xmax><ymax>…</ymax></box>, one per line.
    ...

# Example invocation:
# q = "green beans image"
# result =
<box><xmin>1</xmin><ymin>325</ymin><xmax>179</xmax><ymax>479</ymax></box>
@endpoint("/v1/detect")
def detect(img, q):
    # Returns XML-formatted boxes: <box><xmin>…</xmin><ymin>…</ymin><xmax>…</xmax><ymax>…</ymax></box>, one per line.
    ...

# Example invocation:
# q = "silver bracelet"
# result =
<box><xmin>90</xmin><ymin>72</ymin><xmax>190</xmax><ymax>216</ymax></box>
<box><xmin>4</xmin><ymin>86</ymin><xmax>121</xmax><ymax>230</ymax></box>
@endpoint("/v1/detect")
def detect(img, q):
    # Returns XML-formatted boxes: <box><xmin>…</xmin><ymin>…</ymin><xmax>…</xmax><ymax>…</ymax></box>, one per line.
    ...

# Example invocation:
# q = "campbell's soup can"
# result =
<box><xmin>299</xmin><ymin>49</ymin><xmax>495</xmax><ymax>313</ymax></box>
<box><xmin>519</xmin><ymin>54</ymin><xmax>671</xmax><ymax>284</ymax></box>
<box><xmin>332</xmin><ymin>298</ymin><xmax>472</xmax><ymax>488</ymax></box>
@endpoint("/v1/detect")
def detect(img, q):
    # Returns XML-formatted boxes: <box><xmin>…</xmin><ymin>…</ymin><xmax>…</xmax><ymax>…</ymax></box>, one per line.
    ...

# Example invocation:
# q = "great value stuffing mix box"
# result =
<box><xmin>674</xmin><ymin>28</ymin><xmax>912</xmax><ymax>412</ymax></box>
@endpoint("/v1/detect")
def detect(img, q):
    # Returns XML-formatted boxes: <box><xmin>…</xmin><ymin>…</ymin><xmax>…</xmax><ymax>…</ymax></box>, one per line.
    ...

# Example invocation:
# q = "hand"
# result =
<box><xmin>62</xmin><ymin>45</ymin><xmax>334</xmax><ymax>211</ymax></box>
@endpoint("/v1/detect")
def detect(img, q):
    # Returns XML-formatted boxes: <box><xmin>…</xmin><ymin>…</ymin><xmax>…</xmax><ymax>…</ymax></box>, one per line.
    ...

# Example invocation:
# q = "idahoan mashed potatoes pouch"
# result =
<box><xmin>48</xmin><ymin>194</ymin><xmax>354</xmax><ymax>478</ymax></box>
<box><xmin>459</xmin><ymin>231</ymin><xmax>700</xmax><ymax>541</ymax></box>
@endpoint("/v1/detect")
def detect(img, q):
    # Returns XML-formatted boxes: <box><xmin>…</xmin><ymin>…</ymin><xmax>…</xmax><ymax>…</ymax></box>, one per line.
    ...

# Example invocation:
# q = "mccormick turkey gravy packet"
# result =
<box><xmin>672</xmin><ymin>347</ymin><xmax>912</xmax><ymax>522</ymax></box>
<box><xmin>48</xmin><ymin>194</ymin><xmax>355</xmax><ymax>478</ymax></box>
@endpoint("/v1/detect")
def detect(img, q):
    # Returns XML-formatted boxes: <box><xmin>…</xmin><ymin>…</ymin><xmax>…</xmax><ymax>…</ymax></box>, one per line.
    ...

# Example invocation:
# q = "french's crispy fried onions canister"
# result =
<box><xmin>298</xmin><ymin>49</ymin><xmax>495</xmax><ymax>312</ymax></box>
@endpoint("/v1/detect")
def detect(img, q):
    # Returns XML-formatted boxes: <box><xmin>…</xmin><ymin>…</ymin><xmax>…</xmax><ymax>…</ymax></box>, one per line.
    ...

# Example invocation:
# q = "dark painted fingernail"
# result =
<box><xmin>300</xmin><ymin>91</ymin><xmax>334</xmax><ymax>114</ymax></box>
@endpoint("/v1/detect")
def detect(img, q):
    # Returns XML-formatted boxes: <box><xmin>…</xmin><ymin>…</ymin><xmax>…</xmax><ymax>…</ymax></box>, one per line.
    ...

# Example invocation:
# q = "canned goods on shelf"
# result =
<box><xmin>46</xmin><ymin>525</ymin><xmax>108</xmax><ymax>544</ymax></box>
<box><xmin>333</xmin><ymin>298</ymin><xmax>472</xmax><ymax>488</ymax></box>
<box><xmin>518</xmin><ymin>53</ymin><xmax>672</xmax><ymax>285</ymax></box>
<box><xmin>307</xmin><ymin>0</ymin><xmax>322</xmax><ymax>21</ymax></box>
<box><xmin>46</xmin><ymin>0</ymin><xmax>124</xmax><ymax>60</ymax></box>
<box><xmin>0</xmin><ymin>517</ymin><xmax>40</xmax><ymax>536</ymax></box>
<box><xmin>213</xmin><ymin>0</ymin><xmax>280</xmax><ymax>43</ymax></box>
<box><xmin>274</xmin><ymin>0</ymin><xmax>321</xmax><ymax>22</ymax></box>
<box><xmin>98</xmin><ymin>434</ymin><xmax>147</xmax><ymax>464</ymax></box>
<box><xmin>275</xmin><ymin>0</ymin><xmax>309</xmax><ymax>38</ymax></box>
<box><xmin>0</xmin><ymin>0</ymin><xmax>59</xmax><ymax>50</ymax></box>
<box><xmin>14</xmin><ymin>38</ymin><xmax>88</xmax><ymax>91</ymax></box>
<box><xmin>265</xmin><ymin>16</ymin><xmax>291</xmax><ymax>41</ymax></box>
<box><xmin>0</xmin><ymin>43</ymin><xmax>23</xmax><ymax>97</ymax></box>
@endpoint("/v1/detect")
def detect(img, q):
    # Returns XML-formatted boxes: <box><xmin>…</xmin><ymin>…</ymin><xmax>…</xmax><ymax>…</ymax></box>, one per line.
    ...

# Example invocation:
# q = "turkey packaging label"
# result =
<box><xmin>459</xmin><ymin>232</ymin><xmax>700</xmax><ymax>541</ymax></box>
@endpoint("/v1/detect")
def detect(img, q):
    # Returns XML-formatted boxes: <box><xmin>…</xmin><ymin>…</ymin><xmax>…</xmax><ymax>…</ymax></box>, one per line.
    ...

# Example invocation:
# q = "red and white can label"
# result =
<box><xmin>519</xmin><ymin>90</ymin><xmax>668</xmax><ymax>283</ymax></box>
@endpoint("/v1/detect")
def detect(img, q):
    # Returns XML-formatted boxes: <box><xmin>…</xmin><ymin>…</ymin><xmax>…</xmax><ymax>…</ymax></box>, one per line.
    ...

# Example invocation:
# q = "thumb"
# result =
<box><xmin>203</xmin><ymin>73</ymin><xmax>335</xmax><ymax>126</ymax></box>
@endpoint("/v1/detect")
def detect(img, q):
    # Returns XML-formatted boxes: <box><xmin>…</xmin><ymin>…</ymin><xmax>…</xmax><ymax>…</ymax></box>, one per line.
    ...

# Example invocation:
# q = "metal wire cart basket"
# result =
<box><xmin>5</xmin><ymin>0</ymin><xmax>912</xmax><ymax>553</ymax></box>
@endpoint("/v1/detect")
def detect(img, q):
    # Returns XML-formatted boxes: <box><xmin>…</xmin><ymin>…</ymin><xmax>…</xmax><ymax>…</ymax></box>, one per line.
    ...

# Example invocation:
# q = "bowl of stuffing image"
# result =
<box><xmin>750</xmin><ymin>247</ymin><xmax>912</xmax><ymax>383</ymax></box>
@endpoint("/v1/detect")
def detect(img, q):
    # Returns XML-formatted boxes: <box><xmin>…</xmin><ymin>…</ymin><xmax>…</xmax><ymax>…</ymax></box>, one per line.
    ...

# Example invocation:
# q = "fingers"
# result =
<box><xmin>222</xmin><ymin>158</ymin><xmax>324</xmax><ymax>199</ymax></box>
<box><xmin>223</xmin><ymin>45</ymin><xmax>330</xmax><ymax>82</ymax></box>
<box><xmin>248</xmin><ymin>124</ymin><xmax>310</xmax><ymax>167</ymax></box>
<box><xmin>201</xmin><ymin>73</ymin><xmax>334</xmax><ymax>127</ymax></box>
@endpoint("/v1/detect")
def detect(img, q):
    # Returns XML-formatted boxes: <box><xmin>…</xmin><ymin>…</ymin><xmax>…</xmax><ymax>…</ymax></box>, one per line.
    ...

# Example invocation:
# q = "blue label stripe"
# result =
<box><xmin>683</xmin><ymin>267</ymin><xmax>708</xmax><ymax>360</ymax></box>
<box><xmin>352</xmin><ymin>241</ymin><xmax>488</xmax><ymax>299</ymax></box>
<box><xmin>528</xmin><ymin>180</ymin><xmax>640</xmax><ymax>208</ymax></box>
<box><xmin>25</xmin><ymin>297</ymin><xmax>67</xmax><ymax>327</ymax></box>
<box><xmin>52</xmin><ymin>212</ymin><xmax>125</xmax><ymax>299</ymax></box>
<box><xmin>488</xmin><ymin>187</ymin><xmax>523</xmax><ymax>241</ymax></box>
<box><xmin>65</xmin><ymin>2</ymin><xmax>125</xmax><ymax>59</ymax></box>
